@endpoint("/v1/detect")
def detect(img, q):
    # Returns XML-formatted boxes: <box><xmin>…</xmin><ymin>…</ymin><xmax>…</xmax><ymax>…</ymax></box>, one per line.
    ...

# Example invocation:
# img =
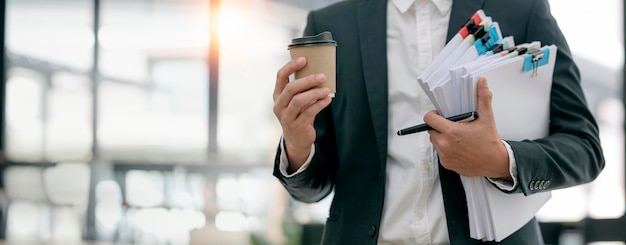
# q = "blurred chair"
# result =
<box><xmin>2</xmin><ymin>165</ymin><xmax>51</xmax><ymax>243</ymax></box>
<box><xmin>42</xmin><ymin>162</ymin><xmax>91</xmax><ymax>243</ymax></box>
<box><xmin>189</xmin><ymin>222</ymin><xmax>249</xmax><ymax>245</ymax></box>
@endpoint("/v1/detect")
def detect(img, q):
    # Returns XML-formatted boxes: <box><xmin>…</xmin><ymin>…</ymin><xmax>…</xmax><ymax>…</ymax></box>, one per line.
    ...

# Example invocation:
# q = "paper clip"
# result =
<box><xmin>522</xmin><ymin>48</ymin><xmax>549</xmax><ymax>76</ymax></box>
<box><xmin>530</xmin><ymin>49</ymin><xmax>544</xmax><ymax>77</ymax></box>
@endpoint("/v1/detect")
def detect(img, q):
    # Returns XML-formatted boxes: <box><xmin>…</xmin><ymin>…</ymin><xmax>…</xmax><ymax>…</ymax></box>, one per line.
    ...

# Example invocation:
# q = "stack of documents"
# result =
<box><xmin>416</xmin><ymin>10</ymin><xmax>553</xmax><ymax>241</ymax></box>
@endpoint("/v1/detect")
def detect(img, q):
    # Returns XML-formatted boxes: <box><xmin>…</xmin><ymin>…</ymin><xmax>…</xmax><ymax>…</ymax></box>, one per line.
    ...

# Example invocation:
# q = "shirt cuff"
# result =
<box><xmin>279</xmin><ymin>136</ymin><xmax>315</xmax><ymax>178</ymax></box>
<box><xmin>486</xmin><ymin>140</ymin><xmax>518</xmax><ymax>191</ymax></box>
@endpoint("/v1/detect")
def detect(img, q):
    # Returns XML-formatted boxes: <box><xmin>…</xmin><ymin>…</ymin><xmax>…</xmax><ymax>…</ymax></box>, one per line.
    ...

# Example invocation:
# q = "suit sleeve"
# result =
<box><xmin>272</xmin><ymin>11</ymin><xmax>339</xmax><ymax>203</ymax></box>
<box><xmin>506</xmin><ymin>0</ymin><xmax>605</xmax><ymax>195</ymax></box>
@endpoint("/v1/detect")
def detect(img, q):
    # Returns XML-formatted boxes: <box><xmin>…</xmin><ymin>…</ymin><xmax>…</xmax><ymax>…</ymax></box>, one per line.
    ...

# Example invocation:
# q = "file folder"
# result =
<box><xmin>457</xmin><ymin>45</ymin><xmax>555</xmax><ymax>241</ymax></box>
<box><xmin>468</xmin><ymin>45</ymin><xmax>555</xmax><ymax>140</ymax></box>
<box><xmin>417</xmin><ymin>10</ymin><xmax>486</xmax><ymax>114</ymax></box>
<box><xmin>409</xmin><ymin>9</ymin><xmax>556</xmax><ymax>242</ymax></box>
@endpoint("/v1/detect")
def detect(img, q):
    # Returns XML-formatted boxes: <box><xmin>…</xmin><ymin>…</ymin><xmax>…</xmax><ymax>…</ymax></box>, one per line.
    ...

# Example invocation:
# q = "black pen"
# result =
<box><xmin>397</xmin><ymin>111</ymin><xmax>479</xmax><ymax>136</ymax></box>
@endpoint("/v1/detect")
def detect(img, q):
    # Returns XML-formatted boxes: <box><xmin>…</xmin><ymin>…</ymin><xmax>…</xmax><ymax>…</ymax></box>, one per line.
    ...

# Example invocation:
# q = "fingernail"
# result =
<box><xmin>315</xmin><ymin>74</ymin><xmax>326</xmax><ymax>82</ymax></box>
<box><xmin>295</xmin><ymin>57</ymin><xmax>305</xmax><ymax>65</ymax></box>
<box><xmin>321</xmin><ymin>87</ymin><xmax>330</xmax><ymax>94</ymax></box>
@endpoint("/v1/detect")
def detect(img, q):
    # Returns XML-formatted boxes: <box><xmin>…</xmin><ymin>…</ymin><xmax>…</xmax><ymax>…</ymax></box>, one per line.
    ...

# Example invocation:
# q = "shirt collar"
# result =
<box><xmin>391</xmin><ymin>0</ymin><xmax>453</xmax><ymax>15</ymax></box>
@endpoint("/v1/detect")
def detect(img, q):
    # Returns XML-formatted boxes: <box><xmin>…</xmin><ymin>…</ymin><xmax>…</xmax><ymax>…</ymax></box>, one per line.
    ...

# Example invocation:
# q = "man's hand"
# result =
<box><xmin>423</xmin><ymin>78</ymin><xmax>511</xmax><ymax>180</ymax></box>
<box><xmin>273</xmin><ymin>57</ymin><xmax>332</xmax><ymax>173</ymax></box>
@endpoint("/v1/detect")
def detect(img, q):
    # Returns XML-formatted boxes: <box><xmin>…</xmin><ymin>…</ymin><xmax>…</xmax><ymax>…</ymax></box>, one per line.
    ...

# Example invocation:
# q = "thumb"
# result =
<box><xmin>476</xmin><ymin>77</ymin><xmax>495</xmax><ymax>121</ymax></box>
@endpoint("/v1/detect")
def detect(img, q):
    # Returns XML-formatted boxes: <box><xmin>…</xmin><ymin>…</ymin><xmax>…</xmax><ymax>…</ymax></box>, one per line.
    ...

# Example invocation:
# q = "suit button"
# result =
<box><xmin>534</xmin><ymin>181</ymin><xmax>541</xmax><ymax>190</ymax></box>
<box><xmin>538</xmin><ymin>180</ymin><xmax>545</xmax><ymax>190</ymax></box>
<box><xmin>369</xmin><ymin>225</ymin><xmax>377</xmax><ymax>237</ymax></box>
<box><xmin>529</xmin><ymin>181</ymin><xmax>535</xmax><ymax>190</ymax></box>
<box><xmin>543</xmin><ymin>180</ymin><xmax>550</xmax><ymax>189</ymax></box>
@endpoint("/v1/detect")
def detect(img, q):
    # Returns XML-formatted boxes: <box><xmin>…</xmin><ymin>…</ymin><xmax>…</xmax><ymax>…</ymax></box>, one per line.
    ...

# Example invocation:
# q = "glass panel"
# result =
<box><xmin>98</xmin><ymin>0</ymin><xmax>210</xmax><ymax>163</ymax></box>
<box><xmin>45</xmin><ymin>72</ymin><xmax>93</xmax><ymax>161</ymax></box>
<box><xmin>6</xmin><ymin>0</ymin><xmax>93</xmax><ymax>71</ymax></box>
<box><xmin>537</xmin><ymin>0</ymin><xmax>625</xmax><ymax>221</ymax></box>
<box><xmin>97</xmin><ymin>78</ymin><xmax>208</xmax><ymax>162</ymax></box>
<box><xmin>99</xmin><ymin>0</ymin><xmax>210</xmax><ymax>83</ymax></box>
<box><xmin>5</xmin><ymin>0</ymin><xmax>93</xmax><ymax>162</ymax></box>
<box><xmin>4</xmin><ymin>68</ymin><xmax>45</xmax><ymax>161</ymax></box>
<box><xmin>97</xmin><ymin>81</ymin><xmax>154</xmax><ymax>160</ymax></box>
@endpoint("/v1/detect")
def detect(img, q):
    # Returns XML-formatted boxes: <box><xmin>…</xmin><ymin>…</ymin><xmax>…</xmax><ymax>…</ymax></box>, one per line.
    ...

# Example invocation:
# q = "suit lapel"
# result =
<box><xmin>354</xmin><ymin>0</ymin><xmax>486</xmax><ymax>179</ymax></box>
<box><xmin>357</xmin><ymin>0</ymin><xmax>389</xmax><ymax>169</ymax></box>
<box><xmin>446</xmin><ymin>0</ymin><xmax>486</xmax><ymax>42</ymax></box>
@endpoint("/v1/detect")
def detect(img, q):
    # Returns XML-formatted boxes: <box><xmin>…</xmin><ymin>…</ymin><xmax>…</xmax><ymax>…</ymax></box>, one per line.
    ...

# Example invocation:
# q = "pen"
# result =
<box><xmin>397</xmin><ymin>111</ymin><xmax>479</xmax><ymax>136</ymax></box>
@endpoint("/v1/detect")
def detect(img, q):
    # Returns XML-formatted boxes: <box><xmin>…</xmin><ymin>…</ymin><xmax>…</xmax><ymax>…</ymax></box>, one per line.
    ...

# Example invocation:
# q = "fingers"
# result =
<box><xmin>274</xmin><ymin>57</ymin><xmax>306</xmax><ymax>101</ymax></box>
<box><xmin>274</xmin><ymin>73</ymin><xmax>328</xmax><ymax>117</ymax></box>
<box><xmin>273</xmin><ymin>57</ymin><xmax>331</xmax><ymax>139</ymax></box>
<box><xmin>423</xmin><ymin>110</ymin><xmax>453</xmax><ymax>133</ymax></box>
<box><xmin>282</xmin><ymin>73</ymin><xmax>326</xmax><ymax>105</ymax></box>
<box><xmin>283</xmin><ymin>86</ymin><xmax>331</xmax><ymax>122</ymax></box>
<box><xmin>476</xmin><ymin>77</ymin><xmax>494</xmax><ymax>121</ymax></box>
<box><xmin>274</xmin><ymin>57</ymin><xmax>326</xmax><ymax>112</ymax></box>
<box><xmin>273</xmin><ymin>63</ymin><xmax>331</xmax><ymax>125</ymax></box>
<box><xmin>295</xmin><ymin>96</ymin><xmax>332</xmax><ymax>125</ymax></box>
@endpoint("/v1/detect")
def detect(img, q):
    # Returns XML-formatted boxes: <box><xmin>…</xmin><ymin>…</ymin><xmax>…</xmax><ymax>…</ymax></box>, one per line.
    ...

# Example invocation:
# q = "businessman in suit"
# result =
<box><xmin>272</xmin><ymin>0</ymin><xmax>605</xmax><ymax>244</ymax></box>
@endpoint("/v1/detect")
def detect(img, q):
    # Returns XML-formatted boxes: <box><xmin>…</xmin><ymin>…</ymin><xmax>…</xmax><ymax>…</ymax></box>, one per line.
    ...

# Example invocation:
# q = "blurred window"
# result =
<box><xmin>5</xmin><ymin>0</ymin><xmax>623</xmax><ymax>243</ymax></box>
<box><xmin>536</xmin><ymin>0</ymin><xmax>625</xmax><ymax>221</ymax></box>
<box><xmin>4</xmin><ymin>67</ymin><xmax>46</xmax><ymax>161</ymax></box>
<box><xmin>5</xmin><ymin>0</ymin><xmax>211</xmax><ymax>163</ymax></box>
<box><xmin>5</xmin><ymin>0</ymin><xmax>93</xmax><ymax>162</ymax></box>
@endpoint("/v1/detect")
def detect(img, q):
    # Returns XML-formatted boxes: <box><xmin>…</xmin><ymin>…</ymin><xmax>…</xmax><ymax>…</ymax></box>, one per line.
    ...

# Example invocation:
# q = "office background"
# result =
<box><xmin>0</xmin><ymin>0</ymin><xmax>622</xmax><ymax>244</ymax></box>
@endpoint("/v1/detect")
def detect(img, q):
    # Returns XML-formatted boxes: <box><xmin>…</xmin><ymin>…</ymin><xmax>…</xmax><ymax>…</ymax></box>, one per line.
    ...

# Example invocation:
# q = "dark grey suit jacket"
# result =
<box><xmin>273</xmin><ymin>0</ymin><xmax>605</xmax><ymax>244</ymax></box>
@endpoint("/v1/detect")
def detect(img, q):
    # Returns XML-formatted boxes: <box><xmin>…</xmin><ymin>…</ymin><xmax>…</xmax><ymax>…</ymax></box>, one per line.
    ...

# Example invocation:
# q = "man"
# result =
<box><xmin>272</xmin><ymin>0</ymin><xmax>605</xmax><ymax>244</ymax></box>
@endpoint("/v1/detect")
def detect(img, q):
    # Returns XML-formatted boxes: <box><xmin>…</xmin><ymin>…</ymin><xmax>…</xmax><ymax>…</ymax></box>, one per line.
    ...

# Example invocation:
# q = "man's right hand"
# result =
<box><xmin>273</xmin><ymin>57</ymin><xmax>332</xmax><ymax>173</ymax></box>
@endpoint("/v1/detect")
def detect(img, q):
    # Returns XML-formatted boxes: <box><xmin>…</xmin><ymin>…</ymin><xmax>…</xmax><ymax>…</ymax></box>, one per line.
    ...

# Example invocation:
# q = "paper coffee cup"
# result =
<box><xmin>288</xmin><ymin>31</ymin><xmax>337</xmax><ymax>97</ymax></box>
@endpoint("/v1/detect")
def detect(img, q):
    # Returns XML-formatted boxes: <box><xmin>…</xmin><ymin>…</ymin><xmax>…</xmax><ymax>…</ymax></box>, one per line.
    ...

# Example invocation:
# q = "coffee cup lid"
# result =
<box><xmin>288</xmin><ymin>31</ymin><xmax>337</xmax><ymax>49</ymax></box>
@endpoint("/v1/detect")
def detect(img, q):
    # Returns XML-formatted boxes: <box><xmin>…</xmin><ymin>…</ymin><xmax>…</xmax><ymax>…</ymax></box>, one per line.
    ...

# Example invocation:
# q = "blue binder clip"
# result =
<box><xmin>486</xmin><ymin>24</ymin><xmax>501</xmax><ymax>48</ymax></box>
<box><xmin>523</xmin><ymin>47</ymin><xmax>550</xmax><ymax>77</ymax></box>
<box><xmin>473</xmin><ymin>33</ymin><xmax>489</xmax><ymax>55</ymax></box>
<box><xmin>475</xmin><ymin>24</ymin><xmax>502</xmax><ymax>55</ymax></box>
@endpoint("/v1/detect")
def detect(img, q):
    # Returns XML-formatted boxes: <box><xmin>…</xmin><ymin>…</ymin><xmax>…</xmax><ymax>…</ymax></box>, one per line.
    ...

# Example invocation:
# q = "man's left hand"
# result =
<box><xmin>423</xmin><ymin>77</ymin><xmax>512</xmax><ymax>180</ymax></box>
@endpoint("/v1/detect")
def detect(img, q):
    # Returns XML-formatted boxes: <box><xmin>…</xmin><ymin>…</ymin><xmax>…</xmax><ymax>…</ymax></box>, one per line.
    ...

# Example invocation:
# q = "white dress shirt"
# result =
<box><xmin>280</xmin><ymin>0</ymin><xmax>518</xmax><ymax>244</ymax></box>
<box><xmin>380</xmin><ymin>0</ymin><xmax>452</xmax><ymax>243</ymax></box>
